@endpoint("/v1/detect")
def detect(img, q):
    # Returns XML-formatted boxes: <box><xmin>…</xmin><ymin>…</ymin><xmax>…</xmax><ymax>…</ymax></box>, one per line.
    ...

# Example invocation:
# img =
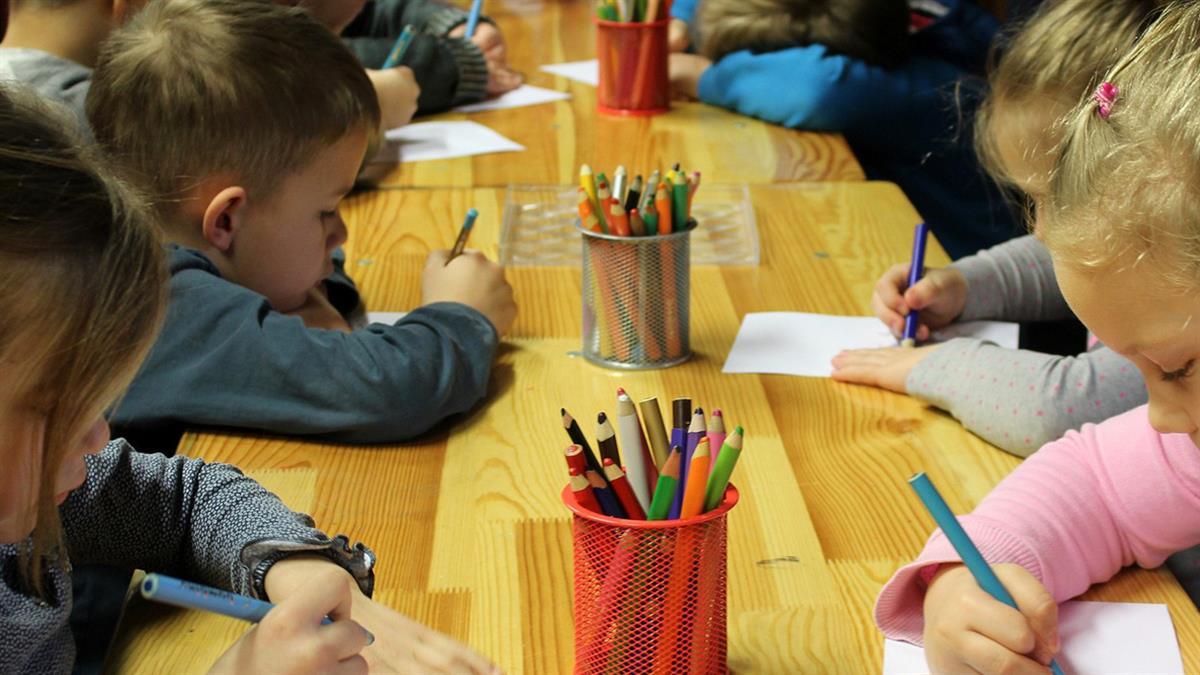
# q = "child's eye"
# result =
<box><xmin>319</xmin><ymin>210</ymin><xmax>337</xmax><ymax>220</ymax></box>
<box><xmin>1161</xmin><ymin>359</ymin><xmax>1195</xmax><ymax>382</ymax></box>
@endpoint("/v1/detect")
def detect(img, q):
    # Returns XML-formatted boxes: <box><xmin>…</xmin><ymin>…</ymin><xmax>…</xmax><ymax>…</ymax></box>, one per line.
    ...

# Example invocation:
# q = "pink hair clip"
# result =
<box><xmin>1094</xmin><ymin>82</ymin><xmax>1119</xmax><ymax>119</ymax></box>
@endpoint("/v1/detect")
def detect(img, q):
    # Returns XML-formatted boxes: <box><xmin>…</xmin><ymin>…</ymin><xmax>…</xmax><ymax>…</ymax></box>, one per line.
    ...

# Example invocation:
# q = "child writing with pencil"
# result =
<box><xmin>86</xmin><ymin>0</ymin><xmax>517</xmax><ymax>455</ymax></box>
<box><xmin>0</xmin><ymin>84</ymin><xmax>498</xmax><ymax>674</ymax></box>
<box><xmin>831</xmin><ymin>0</ymin><xmax>1164</xmax><ymax>458</ymax></box>
<box><xmin>874</xmin><ymin>4</ymin><xmax>1200</xmax><ymax>671</ymax></box>
<box><xmin>667</xmin><ymin>0</ymin><xmax>1015</xmax><ymax>258</ymax></box>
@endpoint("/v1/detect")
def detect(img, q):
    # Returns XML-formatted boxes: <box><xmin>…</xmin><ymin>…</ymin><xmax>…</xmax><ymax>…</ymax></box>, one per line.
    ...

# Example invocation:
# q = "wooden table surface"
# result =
<box><xmin>107</xmin><ymin>183</ymin><xmax>1200</xmax><ymax>673</ymax></box>
<box><xmin>364</xmin><ymin>0</ymin><xmax>864</xmax><ymax>187</ymax></box>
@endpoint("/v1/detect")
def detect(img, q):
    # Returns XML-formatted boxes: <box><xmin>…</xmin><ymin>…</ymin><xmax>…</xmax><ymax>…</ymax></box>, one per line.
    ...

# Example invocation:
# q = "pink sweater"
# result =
<box><xmin>874</xmin><ymin>404</ymin><xmax>1200</xmax><ymax>644</ymax></box>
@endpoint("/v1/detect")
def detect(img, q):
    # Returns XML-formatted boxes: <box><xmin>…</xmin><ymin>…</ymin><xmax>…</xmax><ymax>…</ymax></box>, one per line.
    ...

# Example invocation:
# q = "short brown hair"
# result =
<box><xmin>0</xmin><ymin>85</ymin><xmax>167</xmax><ymax>595</ymax></box>
<box><xmin>697</xmin><ymin>0</ymin><xmax>909</xmax><ymax>66</ymax></box>
<box><xmin>86</xmin><ymin>0</ymin><xmax>381</xmax><ymax>230</ymax></box>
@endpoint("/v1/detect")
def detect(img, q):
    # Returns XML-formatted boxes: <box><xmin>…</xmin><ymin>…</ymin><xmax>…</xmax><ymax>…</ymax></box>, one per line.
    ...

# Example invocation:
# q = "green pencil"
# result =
<box><xmin>671</xmin><ymin>170</ymin><xmax>688</xmax><ymax>231</ymax></box>
<box><xmin>647</xmin><ymin>446</ymin><xmax>682</xmax><ymax>520</ymax></box>
<box><xmin>703</xmin><ymin>426</ymin><xmax>743</xmax><ymax>512</ymax></box>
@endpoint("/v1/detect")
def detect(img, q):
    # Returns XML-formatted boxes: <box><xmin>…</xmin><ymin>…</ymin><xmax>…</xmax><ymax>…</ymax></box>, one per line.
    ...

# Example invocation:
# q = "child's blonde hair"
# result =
<box><xmin>975</xmin><ymin>0</ymin><xmax>1167</xmax><ymax>194</ymax></box>
<box><xmin>0</xmin><ymin>86</ymin><xmax>167</xmax><ymax>594</ymax></box>
<box><xmin>86</xmin><ymin>0</ymin><xmax>381</xmax><ymax>233</ymax></box>
<box><xmin>697</xmin><ymin>0</ymin><xmax>909</xmax><ymax>66</ymax></box>
<box><xmin>1042</xmin><ymin>1</ymin><xmax>1200</xmax><ymax>286</ymax></box>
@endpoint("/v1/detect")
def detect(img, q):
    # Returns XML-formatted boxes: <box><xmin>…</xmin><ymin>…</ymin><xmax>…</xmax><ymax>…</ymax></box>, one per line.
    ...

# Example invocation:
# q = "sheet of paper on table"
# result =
<box><xmin>452</xmin><ymin>84</ymin><xmax>570</xmax><ymax>113</ymax></box>
<box><xmin>721</xmin><ymin>312</ymin><xmax>1019</xmax><ymax>378</ymax></box>
<box><xmin>882</xmin><ymin>601</ymin><xmax>1184</xmax><ymax>675</ymax></box>
<box><xmin>539</xmin><ymin>59</ymin><xmax>599</xmax><ymax>87</ymax></box>
<box><xmin>366</xmin><ymin>312</ymin><xmax>408</xmax><ymax>325</ymax></box>
<box><xmin>372</xmin><ymin>121</ymin><xmax>524</xmax><ymax>163</ymax></box>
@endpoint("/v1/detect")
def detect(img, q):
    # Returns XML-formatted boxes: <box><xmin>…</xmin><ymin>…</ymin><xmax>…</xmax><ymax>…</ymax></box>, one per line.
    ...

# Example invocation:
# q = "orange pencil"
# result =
<box><xmin>609</xmin><ymin>200</ymin><xmax>632</xmax><ymax>237</ymax></box>
<box><xmin>679</xmin><ymin>436</ymin><xmax>711</xmax><ymax>518</ymax></box>
<box><xmin>629</xmin><ymin>207</ymin><xmax>646</xmax><ymax>236</ymax></box>
<box><xmin>569</xmin><ymin>467</ymin><xmax>602</xmax><ymax>514</ymax></box>
<box><xmin>603</xmin><ymin>458</ymin><xmax>646</xmax><ymax>519</ymax></box>
<box><xmin>596</xmin><ymin>179</ymin><xmax>613</xmax><ymax>234</ymax></box>
<box><xmin>577</xmin><ymin>187</ymin><xmax>601</xmax><ymax>233</ymax></box>
<box><xmin>654</xmin><ymin>182</ymin><xmax>673</xmax><ymax>235</ymax></box>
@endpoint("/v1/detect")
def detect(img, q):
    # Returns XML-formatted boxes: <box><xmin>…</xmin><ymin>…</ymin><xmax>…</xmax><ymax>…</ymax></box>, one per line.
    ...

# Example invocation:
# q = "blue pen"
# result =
<box><xmin>909</xmin><ymin>473</ymin><xmax>1066</xmax><ymax>675</ymax></box>
<box><xmin>446</xmin><ymin>207</ymin><xmax>478</xmax><ymax>264</ymax></box>
<box><xmin>901</xmin><ymin>222</ymin><xmax>931</xmax><ymax>347</ymax></box>
<box><xmin>381</xmin><ymin>24</ymin><xmax>416</xmax><ymax>69</ymax></box>
<box><xmin>464</xmin><ymin>0</ymin><xmax>483</xmax><ymax>39</ymax></box>
<box><xmin>141</xmin><ymin>573</ymin><xmax>330</xmax><ymax>626</ymax></box>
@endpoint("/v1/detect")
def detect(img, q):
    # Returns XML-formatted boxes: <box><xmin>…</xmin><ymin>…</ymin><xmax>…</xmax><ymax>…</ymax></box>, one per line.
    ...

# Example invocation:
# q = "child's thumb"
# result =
<box><xmin>1002</xmin><ymin>566</ymin><xmax>1060</xmax><ymax>665</ymax></box>
<box><xmin>903</xmin><ymin>276</ymin><xmax>942</xmax><ymax>310</ymax></box>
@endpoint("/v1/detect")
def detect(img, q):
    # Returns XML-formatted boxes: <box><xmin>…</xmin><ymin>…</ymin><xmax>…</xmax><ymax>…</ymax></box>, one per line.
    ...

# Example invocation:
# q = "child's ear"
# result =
<box><xmin>201</xmin><ymin>187</ymin><xmax>249</xmax><ymax>253</ymax></box>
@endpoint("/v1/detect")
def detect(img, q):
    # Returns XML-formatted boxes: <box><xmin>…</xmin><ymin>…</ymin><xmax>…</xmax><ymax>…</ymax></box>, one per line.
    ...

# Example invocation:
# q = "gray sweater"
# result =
<box><xmin>0</xmin><ymin>48</ymin><xmax>90</xmax><ymax>135</ymax></box>
<box><xmin>109</xmin><ymin>245</ymin><xmax>499</xmax><ymax>454</ymax></box>
<box><xmin>1</xmin><ymin>441</ymin><xmax>373</xmax><ymax>674</ymax></box>
<box><xmin>906</xmin><ymin>234</ymin><xmax>1148</xmax><ymax>456</ymax></box>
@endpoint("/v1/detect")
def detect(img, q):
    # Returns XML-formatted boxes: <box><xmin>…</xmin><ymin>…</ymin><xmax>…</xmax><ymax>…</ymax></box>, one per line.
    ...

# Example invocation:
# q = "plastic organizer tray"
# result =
<box><xmin>500</xmin><ymin>183</ymin><xmax>759</xmax><ymax>266</ymax></box>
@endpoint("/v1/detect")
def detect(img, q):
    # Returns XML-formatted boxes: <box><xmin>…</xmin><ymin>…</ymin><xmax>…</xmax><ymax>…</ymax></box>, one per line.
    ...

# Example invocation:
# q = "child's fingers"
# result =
<box><xmin>410</xmin><ymin>627</ymin><xmax>498</xmax><ymax>674</ymax></box>
<box><xmin>316</xmin><ymin>618</ymin><xmax>374</xmax><ymax>662</ymax></box>
<box><xmin>904</xmin><ymin>273</ymin><xmax>945</xmax><ymax>311</ymax></box>
<box><xmin>328</xmin><ymin>655</ymin><xmax>369</xmax><ymax>675</ymax></box>
<box><xmin>958</xmin><ymin>630</ymin><xmax>1049</xmax><ymax>675</ymax></box>
<box><xmin>997</xmin><ymin>565</ymin><xmax>1060</xmax><ymax>665</ymax></box>
<box><xmin>875</xmin><ymin>263</ymin><xmax>913</xmax><ymax>313</ymax></box>
<box><xmin>960</xmin><ymin>586</ymin><xmax>1038</xmax><ymax>656</ymax></box>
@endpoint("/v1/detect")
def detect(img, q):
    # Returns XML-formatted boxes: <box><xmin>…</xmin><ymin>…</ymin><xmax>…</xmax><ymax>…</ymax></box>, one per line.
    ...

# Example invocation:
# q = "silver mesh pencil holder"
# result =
<box><xmin>578</xmin><ymin>221</ymin><xmax>694</xmax><ymax>369</ymax></box>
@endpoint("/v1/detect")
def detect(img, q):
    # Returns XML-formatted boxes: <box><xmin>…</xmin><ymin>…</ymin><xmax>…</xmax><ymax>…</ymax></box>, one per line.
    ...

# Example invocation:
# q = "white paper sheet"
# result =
<box><xmin>883</xmin><ymin>601</ymin><xmax>1184</xmax><ymax>675</ymax></box>
<box><xmin>721</xmin><ymin>312</ymin><xmax>1019</xmax><ymax>378</ymax></box>
<box><xmin>373</xmin><ymin>121</ymin><xmax>524</xmax><ymax>163</ymax></box>
<box><xmin>451</xmin><ymin>84</ymin><xmax>570</xmax><ymax>113</ymax></box>
<box><xmin>539</xmin><ymin>59</ymin><xmax>599</xmax><ymax>87</ymax></box>
<box><xmin>366</xmin><ymin>312</ymin><xmax>408</xmax><ymax>325</ymax></box>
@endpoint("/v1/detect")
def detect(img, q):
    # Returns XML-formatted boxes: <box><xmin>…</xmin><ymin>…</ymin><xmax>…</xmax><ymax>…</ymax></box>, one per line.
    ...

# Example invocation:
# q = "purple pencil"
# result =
<box><xmin>671</xmin><ymin>407</ymin><xmax>706</xmax><ymax>519</ymax></box>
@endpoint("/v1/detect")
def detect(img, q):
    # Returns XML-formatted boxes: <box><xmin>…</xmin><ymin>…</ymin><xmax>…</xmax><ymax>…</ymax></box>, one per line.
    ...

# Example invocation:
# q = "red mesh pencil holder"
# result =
<box><xmin>562</xmin><ymin>484</ymin><xmax>739</xmax><ymax>674</ymax></box>
<box><xmin>595</xmin><ymin>18</ymin><xmax>670</xmax><ymax>116</ymax></box>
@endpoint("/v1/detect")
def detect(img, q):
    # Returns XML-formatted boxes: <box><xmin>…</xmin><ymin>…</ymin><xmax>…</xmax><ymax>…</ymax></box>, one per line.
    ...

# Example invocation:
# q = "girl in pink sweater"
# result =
<box><xmin>874</xmin><ymin>4</ymin><xmax>1200</xmax><ymax>673</ymax></box>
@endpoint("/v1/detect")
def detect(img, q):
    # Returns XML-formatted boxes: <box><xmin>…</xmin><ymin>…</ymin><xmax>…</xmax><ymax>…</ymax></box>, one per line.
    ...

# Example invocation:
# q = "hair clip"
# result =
<box><xmin>1094</xmin><ymin>82</ymin><xmax>1119</xmax><ymax>119</ymax></box>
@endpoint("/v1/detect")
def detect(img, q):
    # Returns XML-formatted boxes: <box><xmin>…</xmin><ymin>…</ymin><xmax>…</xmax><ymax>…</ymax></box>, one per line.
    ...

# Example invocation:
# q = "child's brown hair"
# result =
<box><xmin>0</xmin><ymin>85</ymin><xmax>167</xmax><ymax>593</ymax></box>
<box><xmin>86</xmin><ymin>0</ymin><xmax>381</xmax><ymax>233</ymax></box>
<box><xmin>697</xmin><ymin>0</ymin><xmax>909</xmax><ymax>66</ymax></box>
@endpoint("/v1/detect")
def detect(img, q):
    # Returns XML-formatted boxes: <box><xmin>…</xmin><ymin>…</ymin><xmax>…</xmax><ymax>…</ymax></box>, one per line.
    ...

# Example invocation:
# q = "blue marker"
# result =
<box><xmin>464</xmin><ymin>0</ymin><xmax>483</xmax><ymax>38</ymax></box>
<box><xmin>140</xmin><ymin>573</ymin><xmax>369</xmax><ymax>636</ymax></box>
<box><xmin>381</xmin><ymin>24</ymin><xmax>415</xmax><ymax>69</ymax></box>
<box><xmin>909</xmin><ymin>473</ymin><xmax>1065</xmax><ymax>675</ymax></box>
<box><xmin>901</xmin><ymin>222</ymin><xmax>930</xmax><ymax>347</ymax></box>
<box><xmin>446</xmin><ymin>207</ymin><xmax>478</xmax><ymax>264</ymax></box>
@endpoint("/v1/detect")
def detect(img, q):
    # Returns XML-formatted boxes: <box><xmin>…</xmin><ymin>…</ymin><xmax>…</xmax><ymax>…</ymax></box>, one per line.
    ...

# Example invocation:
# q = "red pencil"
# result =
<box><xmin>602</xmin><ymin>458</ymin><xmax>646</xmax><ymax>519</ymax></box>
<box><xmin>569</xmin><ymin>467</ymin><xmax>603</xmax><ymax>514</ymax></box>
<box><xmin>565</xmin><ymin>444</ymin><xmax>588</xmax><ymax>476</ymax></box>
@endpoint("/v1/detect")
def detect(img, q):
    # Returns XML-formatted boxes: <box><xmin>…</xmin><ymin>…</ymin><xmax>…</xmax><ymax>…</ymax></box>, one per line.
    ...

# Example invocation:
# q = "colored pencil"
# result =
<box><xmin>642</xmin><ymin>204</ymin><xmax>659</xmax><ymax>235</ymax></box>
<box><xmin>577</xmin><ymin>187</ymin><xmax>601</xmax><ymax>233</ymax></box>
<box><xmin>625</xmin><ymin>175</ymin><xmax>643</xmax><ymax>213</ymax></box>
<box><xmin>580</xmin><ymin>164</ymin><xmax>599</xmax><ymax>211</ymax></box>
<box><xmin>680</xmin><ymin>437</ymin><xmax>711</xmax><ymax>518</ymax></box>
<box><xmin>596</xmin><ymin>412</ymin><xmax>621</xmax><ymax>466</ymax></box>
<box><xmin>707</xmin><ymin>409</ymin><xmax>727</xmax><ymax>476</ymax></box>
<box><xmin>609</xmin><ymin>200</ymin><xmax>632</xmax><ymax>237</ymax></box>
<box><xmin>604</xmin><ymin>458</ymin><xmax>646</xmax><ymax>519</ymax></box>
<box><xmin>562</xmin><ymin>408</ymin><xmax>606</xmax><ymax>479</ymax></box>
<box><xmin>671</xmin><ymin>170</ymin><xmax>689</xmax><ymax>231</ymax></box>
<box><xmin>616</xmin><ymin>391</ymin><xmax>657</xmax><ymax>512</ymax></box>
<box><xmin>909</xmin><ymin>472</ymin><xmax>1065</xmax><ymax>675</ymax></box>
<box><xmin>629</xmin><ymin>207</ymin><xmax>646</xmax><ymax>236</ymax></box>
<box><xmin>641</xmin><ymin>170</ymin><xmax>660</xmax><ymax>212</ymax></box>
<box><xmin>671</xmin><ymin>407</ymin><xmax>705</xmax><ymax>519</ymax></box>
<box><xmin>381</xmin><ymin>24</ymin><xmax>416</xmax><ymax>69</ymax></box>
<box><xmin>687</xmin><ymin>171</ymin><xmax>701</xmax><ymax>214</ymax></box>
<box><xmin>588</xmin><ymin>469</ymin><xmax>626</xmax><ymax>518</ymax></box>
<box><xmin>565</xmin><ymin>443</ymin><xmax>588</xmax><ymax>476</ymax></box>
<box><xmin>654</xmin><ymin>182</ymin><xmax>673</xmax><ymax>234</ymax></box>
<box><xmin>901</xmin><ymin>222</ymin><xmax>931</xmax><ymax>347</ymax></box>
<box><xmin>464</xmin><ymin>0</ymin><xmax>483</xmax><ymax>38</ymax></box>
<box><xmin>647</xmin><ymin>446</ymin><xmax>681</xmax><ymax>520</ymax></box>
<box><xmin>445</xmin><ymin>208</ymin><xmax>478</xmax><ymax>264</ymax></box>
<box><xmin>596</xmin><ymin>176</ymin><xmax>613</xmax><ymax>234</ymax></box>
<box><xmin>638</xmin><ymin>397</ymin><xmax>671</xmax><ymax>468</ymax></box>
<box><xmin>613</xmin><ymin>165</ymin><xmax>628</xmax><ymax>205</ymax></box>
<box><xmin>703</xmin><ymin>426</ymin><xmax>742</xmax><ymax>512</ymax></box>
<box><xmin>570</xmin><ymin>467</ymin><xmax>603</xmax><ymax>514</ymax></box>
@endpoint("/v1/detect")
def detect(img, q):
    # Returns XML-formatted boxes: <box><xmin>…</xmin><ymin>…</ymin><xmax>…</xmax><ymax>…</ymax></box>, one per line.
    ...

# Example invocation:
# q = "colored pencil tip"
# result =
<box><xmin>598</xmin><ymin>412</ymin><xmax>608</xmax><ymax>423</ymax></box>
<box><xmin>713</xmin><ymin>409</ymin><xmax>723</xmax><ymax>416</ymax></box>
<box><xmin>617</xmin><ymin>387</ymin><xmax>626</xmax><ymax>395</ymax></box>
<box><xmin>734</xmin><ymin>426</ymin><xmax>744</xmax><ymax>435</ymax></box>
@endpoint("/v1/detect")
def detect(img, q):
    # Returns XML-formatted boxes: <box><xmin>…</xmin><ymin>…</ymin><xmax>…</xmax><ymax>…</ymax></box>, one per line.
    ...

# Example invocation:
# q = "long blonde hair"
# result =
<box><xmin>1041</xmin><ymin>1</ymin><xmax>1200</xmax><ymax>286</ymax></box>
<box><xmin>0</xmin><ymin>86</ymin><xmax>167</xmax><ymax>593</ymax></box>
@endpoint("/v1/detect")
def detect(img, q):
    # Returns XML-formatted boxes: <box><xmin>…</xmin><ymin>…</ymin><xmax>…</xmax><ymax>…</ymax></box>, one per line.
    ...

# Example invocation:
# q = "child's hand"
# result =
<box><xmin>923</xmin><ymin>563</ymin><xmax>1061</xmax><ymax>674</ymax></box>
<box><xmin>288</xmin><ymin>284</ymin><xmax>352</xmax><ymax>332</ymax></box>
<box><xmin>669</xmin><ymin>53</ymin><xmax>712</xmax><ymax>100</ymax></box>
<box><xmin>873</xmin><ymin>263</ymin><xmax>967</xmax><ymax>341</ymax></box>
<box><xmin>449</xmin><ymin>22</ymin><xmax>507</xmax><ymax>64</ymax></box>
<box><xmin>422</xmin><ymin>250</ymin><xmax>518</xmax><ymax>335</ymax></box>
<box><xmin>366</xmin><ymin>67</ymin><xmax>420</xmax><ymax>130</ymax></box>
<box><xmin>830</xmin><ymin>344</ymin><xmax>940</xmax><ymax>393</ymax></box>
<box><xmin>668</xmin><ymin>18</ymin><xmax>690</xmax><ymax>52</ymax></box>
<box><xmin>210</xmin><ymin>566</ymin><xmax>372</xmax><ymax>674</ymax></box>
<box><xmin>485</xmin><ymin>62</ymin><xmax>524</xmax><ymax>97</ymax></box>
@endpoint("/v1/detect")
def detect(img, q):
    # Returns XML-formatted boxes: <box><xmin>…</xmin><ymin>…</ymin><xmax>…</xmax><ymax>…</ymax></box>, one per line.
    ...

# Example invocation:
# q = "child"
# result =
<box><xmin>85</xmin><ymin>0</ymin><xmax>517</xmax><ymax>453</ymax></box>
<box><xmin>830</xmin><ymin>0</ymin><xmax>1163</xmax><ymax>457</ymax></box>
<box><xmin>0</xmin><ymin>84</ymin><xmax>497</xmax><ymax>674</ymax></box>
<box><xmin>288</xmin><ymin>0</ymin><xmax>523</xmax><ymax>115</ymax></box>
<box><xmin>668</xmin><ymin>0</ymin><xmax>1015</xmax><ymax>259</ymax></box>
<box><xmin>875</xmin><ymin>3</ymin><xmax>1200</xmax><ymax>671</ymax></box>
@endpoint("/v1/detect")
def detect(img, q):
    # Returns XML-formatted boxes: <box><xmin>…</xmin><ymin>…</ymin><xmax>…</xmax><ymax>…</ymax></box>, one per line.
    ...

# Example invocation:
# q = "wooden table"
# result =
<box><xmin>365</xmin><ymin>0</ymin><xmax>864</xmax><ymax>187</ymax></box>
<box><xmin>106</xmin><ymin>183</ymin><xmax>1200</xmax><ymax>673</ymax></box>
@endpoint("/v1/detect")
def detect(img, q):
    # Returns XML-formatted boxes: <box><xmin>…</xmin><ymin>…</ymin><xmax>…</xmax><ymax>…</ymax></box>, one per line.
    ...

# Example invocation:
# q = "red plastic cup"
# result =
<box><xmin>563</xmin><ymin>483</ymin><xmax>738</xmax><ymax>674</ymax></box>
<box><xmin>595</xmin><ymin>18</ymin><xmax>670</xmax><ymax>116</ymax></box>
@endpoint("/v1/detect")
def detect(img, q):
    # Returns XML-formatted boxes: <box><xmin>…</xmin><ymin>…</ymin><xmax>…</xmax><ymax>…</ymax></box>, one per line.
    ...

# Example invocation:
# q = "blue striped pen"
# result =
<box><xmin>381</xmin><ymin>24</ymin><xmax>415</xmax><ymax>69</ymax></box>
<box><xmin>909</xmin><ymin>473</ymin><xmax>1065</xmax><ymax>675</ymax></box>
<box><xmin>901</xmin><ymin>222</ymin><xmax>930</xmax><ymax>347</ymax></box>
<box><xmin>142</xmin><ymin>573</ymin><xmax>343</xmax><ymax>627</ymax></box>
<box><xmin>464</xmin><ymin>0</ymin><xmax>483</xmax><ymax>38</ymax></box>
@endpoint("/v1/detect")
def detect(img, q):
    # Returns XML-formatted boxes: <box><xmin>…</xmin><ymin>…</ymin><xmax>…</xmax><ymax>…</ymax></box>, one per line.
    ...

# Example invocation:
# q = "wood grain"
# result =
<box><xmin>365</xmin><ymin>0</ymin><xmax>864</xmax><ymax>187</ymax></box>
<box><xmin>106</xmin><ymin>182</ymin><xmax>1200</xmax><ymax>674</ymax></box>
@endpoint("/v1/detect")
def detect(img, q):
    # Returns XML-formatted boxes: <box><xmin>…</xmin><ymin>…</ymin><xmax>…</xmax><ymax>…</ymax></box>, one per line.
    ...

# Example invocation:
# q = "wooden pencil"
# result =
<box><xmin>647</xmin><ymin>446</ymin><xmax>681</xmax><ymax>520</ymax></box>
<box><xmin>616</xmin><ymin>391</ymin><xmax>656</xmax><ymax>512</ymax></box>
<box><xmin>587</xmin><ymin>469</ymin><xmax>626</xmax><ymax>518</ymax></box>
<box><xmin>562</xmin><ymin>408</ymin><xmax>606</xmax><ymax>481</ymax></box>
<box><xmin>570</xmin><ymin>467</ymin><xmax>603</xmax><ymax>514</ymax></box>
<box><xmin>603</xmin><ymin>458</ymin><xmax>646</xmax><ymax>520</ymax></box>
<box><xmin>679</xmin><ymin>437</ymin><xmax>711</xmax><ymax>518</ymax></box>
<box><xmin>596</xmin><ymin>412</ymin><xmax>621</xmax><ymax>466</ymax></box>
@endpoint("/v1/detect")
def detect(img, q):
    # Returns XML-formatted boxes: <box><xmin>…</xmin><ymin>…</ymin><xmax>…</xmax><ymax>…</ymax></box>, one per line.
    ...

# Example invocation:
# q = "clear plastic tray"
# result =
<box><xmin>500</xmin><ymin>184</ymin><xmax>759</xmax><ymax>266</ymax></box>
